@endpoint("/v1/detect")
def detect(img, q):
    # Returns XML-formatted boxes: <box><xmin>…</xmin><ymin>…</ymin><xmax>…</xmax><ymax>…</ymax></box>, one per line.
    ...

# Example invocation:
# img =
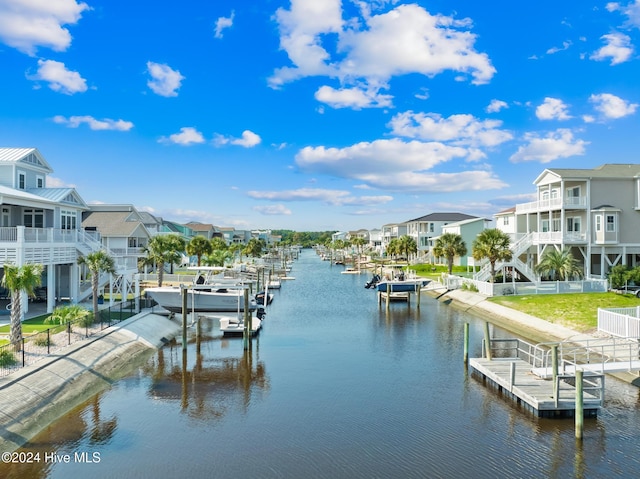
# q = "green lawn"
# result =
<box><xmin>488</xmin><ymin>292</ymin><xmax>640</xmax><ymax>332</ymax></box>
<box><xmin>0</xmin><ymin>314</ymin><xmax>58</xmax><ymax>334</ymax></box>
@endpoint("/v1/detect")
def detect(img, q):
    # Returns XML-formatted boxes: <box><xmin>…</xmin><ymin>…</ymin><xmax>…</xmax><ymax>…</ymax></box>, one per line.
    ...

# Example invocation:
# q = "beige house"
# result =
<box><xmin>494</xmin><ymin>164</ymin><xmax>640</xmax><ymax>280</ymax></box>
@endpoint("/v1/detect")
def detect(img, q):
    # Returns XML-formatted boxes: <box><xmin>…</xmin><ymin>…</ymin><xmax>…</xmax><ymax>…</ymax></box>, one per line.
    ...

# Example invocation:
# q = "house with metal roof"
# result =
<box><xmin>492</xmin><ymin>163</ymin><xmax>640</xmax><ymax>280</ymax></box>
<box><xmin>0</xmin><ymin>147</ymin><xmax>113</xmax><ymax>315</ymax></box>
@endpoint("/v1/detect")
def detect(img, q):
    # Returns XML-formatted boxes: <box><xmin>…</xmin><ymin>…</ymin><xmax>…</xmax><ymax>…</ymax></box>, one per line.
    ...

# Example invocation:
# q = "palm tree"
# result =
<box><xmin>433</xmin><ymin>233</ymin><xmax>468</xmax><ymax>274</ymax></box>
<box><xmin>210</xmin><ymin>237</ymin><xmax>228</xmax><ymax>251</ymax></box>
<box><xmin>472</xmin><ymin>229</ymin><xmax>512</xmax><ymax>283</ymax></box>
<box><xmin>141</xmin><ymin>234</ymin><xmax>186</xmax><ymax>286</ymax></box>
<box><xmin>78</xmin><ymin>251</ymin><xmax>116</xmax><ymax>320</ymax></box>
<box><xmin>534</xmin><ymin>248</ymin><xmax>583</xmax><ymax>281</ymax></box>
<box><xmin>386</xmin><ymin>238</ymin><xmax>400</xmax><ymax>260</ymax></box>
<box><xmin>186</xmin><ymin>236</ymin><xmax>212</xmax><ymax>266</ymax></box>
<box><xmin>1</xmin><ymin>263</ymin><xmax>43</xmax><ymax>351</ymax></box>
<box><xmin>243</xmin><ymin>238</ymin><xmax>265</xmax><ymax>258</ymax></box>
<box><xmin>397</xmin><ymin>235</ymin><xmax>417</xmax><ymax>262</ymax></box>
<box><xmin>203</xmin><ymin>249</ymin><xmax>232</xmax><ymax>267</ymax></box>
<box><xmin>228</xmin><ymin>242</ymin><xmax>244</xmax><ymax>262</ymax></box>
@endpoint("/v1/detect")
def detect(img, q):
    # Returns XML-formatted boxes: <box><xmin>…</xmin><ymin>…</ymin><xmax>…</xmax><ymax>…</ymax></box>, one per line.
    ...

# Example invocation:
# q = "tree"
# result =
<box><xmin>46</xmin><ymin>304</ymin><xmax>91</xmax><ymax>326</ymax></box>
<box><xmin>243</xmin><ymin>238</ymin><xmax>265</xmax><ymax>258</ymax></box>
<box><xmin>351</xmin><ymin>237</ymin><xmax>368</xmax><ymax>255</ymax></box>
<box><xmin>2</xmin><ymin>263</ymin><xmax>43</xmax><ymax>350</ymax></box>
<box><xmin>534</xmin><ymin>248</ymin><xmax>583</xmax><ymax>281</ymax></box>
<box><xmin>397</xmin><ymin>235</ymin><xmax>417</xmax><ymax>262</ymax></box>
<box><xmin>210</xmin><ymin>237</ymin><xmax>228</xmax><ymax>251</ymax></box>
<box><xmin>203</xmin><ymin>249</ymin><xmax>232</xmax><ymax>267</ymax></box>
<box><xmin>433</xmin><ymin>233</ymin><xmax>468</xmax><ymax>274</ymax></box>
<box><xmin>472</xmin><ymin>229</ymin><xmax>512</xmax><ymax>283</ymax></box>
<box><xmin>228</xmin><ymin>242</ymin><xmax>244</xmax><ymax>262</ymax></box>
<box><xmin>78</xmin><ymin>251</ymin><xmax>116</xmax><ymax>319</ymax></box>
<box><xmin>186</xmin><ymin>236</ymin><xmax>212</xmax><ymax>266</ymax></box>
<box><xmin>386</xmin><ymin>238</ymin><xmax>400</xmax><ymax>259</ymax></box>
<box><xmin>140</xmin><ymin>234</ymin><xmax>186</xmax><ymax>286</ymax></box>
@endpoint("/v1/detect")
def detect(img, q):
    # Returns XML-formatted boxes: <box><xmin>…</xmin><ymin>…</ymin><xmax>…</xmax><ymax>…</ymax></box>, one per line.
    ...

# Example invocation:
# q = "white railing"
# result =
<box><xmin>515</xmin><ymin>196</ymin><xmax>587</xmax><ymax>213</ymax></box>
<box><xmin>532</xmin><ymin>231</ymin><xmax>587</xmax><ymax>244</ymax></box>
<box><xmin>598</xmin><ymin>308</ymin><xmax>640</xmax><ymax>338</ymax></box>
<box><xmin>448</xmin><ymin>275</ymin><xmax>608</xmax><ymax>297</ymax></box>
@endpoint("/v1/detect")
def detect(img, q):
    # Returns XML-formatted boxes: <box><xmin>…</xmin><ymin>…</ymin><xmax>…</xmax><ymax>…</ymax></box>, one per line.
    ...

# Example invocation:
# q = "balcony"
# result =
<box><xmin>515</xmin><ymin>196</ymin><xmax>587</xmax><ymax>214</ymax></box>
<box><xmin>531</xmin><ymin>231</ymin><xmax>588</xmax><ymax>244</ymax></box>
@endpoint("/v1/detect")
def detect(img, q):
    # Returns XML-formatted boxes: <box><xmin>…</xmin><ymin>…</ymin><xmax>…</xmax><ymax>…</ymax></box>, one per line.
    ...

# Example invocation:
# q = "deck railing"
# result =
<box><xmin>598</xmin><ymin>307</ymin><xmax>640</xmax><ymax>338</ymax></box>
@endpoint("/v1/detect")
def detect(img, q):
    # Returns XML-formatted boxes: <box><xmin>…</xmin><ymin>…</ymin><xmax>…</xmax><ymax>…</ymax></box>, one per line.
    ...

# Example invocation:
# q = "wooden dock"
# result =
<box><xmin>469</xmin><ymin>357</ymin><xmax>603</xmax><ymax>418</ymax></box>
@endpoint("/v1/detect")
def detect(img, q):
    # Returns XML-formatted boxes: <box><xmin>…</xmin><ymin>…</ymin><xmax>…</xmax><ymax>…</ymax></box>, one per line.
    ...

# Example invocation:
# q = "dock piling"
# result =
<box><xmin>463</xmin><ymin>323</ymin><xmax>469</xmax><ymax>364</ymax></box>
<box><xmin>576</xmin><ymin>369</ymin><xmax>584</xmax><ymax>440</ymax></box>
<box><xmin>181</xmin><ymin>286</ymin><xmax>188</xmax><ymax>352</ymax></box>
<box><xmin>483</xmin><ymin>322</ymin><xmax>492</xmax><ymax>360</ymax></box>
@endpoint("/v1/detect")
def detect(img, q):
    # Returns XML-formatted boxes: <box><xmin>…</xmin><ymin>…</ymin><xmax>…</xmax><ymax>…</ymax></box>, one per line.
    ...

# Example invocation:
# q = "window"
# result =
<box><xmin>503</xmin><ymin>216</ymin><xmax>510</xmax><ymax>226</ymax></box>
<box><xmin>24</xmin><ymin>209</ymin><xmax>44</xmax><ymax>228</ymax></box>
<box><xmin>18</xmin><ymin>171</ymin><xmax>26</xmax><ymax>190</ymax></box>
<box><xmin>541</xmin><ymin>190</ymin><xmax>549</xmax><ymax>200</ymax></box>
<box><xmin>552</xmin><ymin>218</ymin><xmax>561</xmax><ymax>232</ymax></box>
<box><xmin>567</xmin><ymin>186</ymin><xmax>580</xmax><ymax>198</ymax></box>
<box><xmin>61</xmin><ymin>210</ymin><xmax>76</xmax><ymax>230</ymax></box>
<box><xmin>36</xmin><ymin>175</ymin><xmax>44</xmax><ymax>188</ymax></box>
<box><xmin>595</xmin><ymin>215</ymin><xmax>602</xmax><ymax>232</ymax></box>
<box><xmin>606</xmin><ymin>215</ymin><xmax>616</xmax><ymax>232</ymax></box>
<box><xmin>429</xmin><ymin>223</ymin><xmax>434</xmax><ymax>233</ymax></box>
<box><xmin>541</xmin><ymin>220</ymin><xmax>549</xmax><ymax>232</ymax></box>
<box><xmin>550</xmin><ymin>189</ymin><xmax>559</xmax><ymax>199</ymax></box>
<box><xmin>567</xmin><ymin>217</ymin><xmax>581</xmax><ymax>232</ymax></box>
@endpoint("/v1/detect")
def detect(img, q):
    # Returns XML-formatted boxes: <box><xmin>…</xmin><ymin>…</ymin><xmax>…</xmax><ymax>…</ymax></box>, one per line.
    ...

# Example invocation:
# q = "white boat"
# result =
<box><xmin>146</xmin><ymin>285</ymin><xmax>257</xmax><ymax>313</ymax></box>
<box><xmin>146</xmin><ymin>267</ymin><xmax>257</xmax><ymax>313</ymax></box>
<box><xmin>341</xmin><ymin>268</ymin><xmax>362</xmax><ymax>274</ymax></box>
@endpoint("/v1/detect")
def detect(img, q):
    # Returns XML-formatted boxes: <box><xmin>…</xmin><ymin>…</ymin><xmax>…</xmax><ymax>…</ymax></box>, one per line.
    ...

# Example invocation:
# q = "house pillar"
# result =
<box><xmin>70</xmin><ymin>263</ymin><xmax>79</xmax><ymax>304</ymax></box>
<box><xmin>47</xmin><ymin>265</ymin><xmax>55</xmax><ymax>313</ymax></box>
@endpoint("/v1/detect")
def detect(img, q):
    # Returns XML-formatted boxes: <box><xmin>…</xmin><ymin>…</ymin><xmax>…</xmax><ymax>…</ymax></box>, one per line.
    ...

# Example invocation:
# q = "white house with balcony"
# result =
<box><xmin>405</xmin><ymin>212</ymin><xmax>480</xmax><ymax>258</ymax></box>
<box><xmin>0</xmin><ymin>147</ymin><xmax>114</xmax><ymax>315</ymax></box>
<box><xmin>493</xmin><ymin>163</ymin><xmax>640</xmax><ymax>281</ymax></box>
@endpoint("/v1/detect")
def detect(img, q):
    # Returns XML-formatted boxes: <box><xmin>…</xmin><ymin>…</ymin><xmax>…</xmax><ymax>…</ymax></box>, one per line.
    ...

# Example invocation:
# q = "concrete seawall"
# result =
<box><xmin>0</xmin><ymin>312</ymin><xmax>181</xmax><ymax>452</ymax></box>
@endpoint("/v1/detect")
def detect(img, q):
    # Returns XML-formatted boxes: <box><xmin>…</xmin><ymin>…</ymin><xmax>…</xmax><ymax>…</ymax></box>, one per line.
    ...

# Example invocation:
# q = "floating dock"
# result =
<box><xmin>469</xmin><ymin>357</ymin><xmax>604</xmax><ymax>418</ymax></box>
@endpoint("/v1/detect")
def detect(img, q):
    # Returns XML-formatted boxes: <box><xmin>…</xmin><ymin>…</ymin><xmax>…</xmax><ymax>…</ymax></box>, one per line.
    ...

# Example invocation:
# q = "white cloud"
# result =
<box><xmin>388</xmin><ymin>112</ymin><xmax>513</xmax><ymax>147</ymax></box>
<box><xmin>509</xmin><ymin>129</ymin><xmax>588</xmax><ymax>163</ymax></box>
<box><xmin>314</xmin><ymin>85</ymin><xmax>393</xmax><ymax>109</ymax></box>
<box><xmin>269</xmin><ymin>2</ymin><xmax>495</xmax><ymax>104</ymax></box>
<box><xmin>607</xmin><ymin>1</ymin><xmax>640</xmax><ymax>29</ymax></box>
<box><xmin>486</xmin><ymin>99</ymin><xmax>508</xmax><ymax>113</ymax></box>
<box><xmin>31</xmin><ymin>59</ymin><xmax>87</xmax><ymax>94</ymax></box>
<box><xmin>215</xmin><ymin>130</ymin><xmax>262</xmax><ymax>148</ymax></box>
<box><xmin>160</xmin><ymin>127</ymin><xmax>205</xmax><ymax>145</ymax></box>
<box><xmin>247</xmin><ymin>187</ymin><xmax>393</xmax><ymax>206</ymax></box>
<box><xmin>295</xmin><ymin>138</ymin><xmax>506</xmax><ymax>193</ymax></box>
<box><xmin>589</xmin><ymin>93</ymin><xmax>638</xmax><ymax>119</ymax></box>
<box><xmin>535</xmin><ymin>97</ymin><xmax>572</xmax><ymax>120</ymax></box>
<box><xmin>590</xmin><ymin>32</ymin><xmax>634</xmax><ymax>65</ymax></box>
<box><xmin>0</xmin><ymin>0</ymin><xmax>89</xmax><ymax>55</ymax></box>
<box><xmin>546</xmin><ymin>40</ymin><xmax>572</xmax><ymax>55</ymax></box>
<box><xmin>214</xmin><ymin>11</ymin><xmax>235</xmax><ymax>39</ymax></box>
<box><xmin>146</xmin><ymin>61</ymin><xmax>185</xmax><ymax>97</ymax></box>
<box><xmin>53</xmin><ymin>115</ymin><xmax>134</xmax><ymax>131</ymax></box>
<box><xmin>45</xmin><ymin>176</ymin><xmax>76</xmax><ymax>188</ymax></box>
<box><xmin>253</xmin><ymin>204</ymin><xmax>292</xmax><ymax>216</ymax></box>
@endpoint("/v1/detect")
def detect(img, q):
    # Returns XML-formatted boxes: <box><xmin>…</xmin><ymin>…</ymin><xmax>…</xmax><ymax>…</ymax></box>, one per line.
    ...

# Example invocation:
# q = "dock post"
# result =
<box><xmin>463</xmin><ymin>323</ymin><xmax>469</xmax><ymax>364</ymax></box>
<box><xmin>181</xmin><ymin>286</ymin><xmax>188</xmax><ymax>352</ymax></box>
<box><xmin>406</xmin><ymin>291</ymin><xmax>410</xmax><ymax>306</ymax></box>
<box><xmin>509</xmin><ymin>362</ymin><xmax>516</xmax><ymax>390</ymax></box>
<box><xmin>483</xmin><ymin>322</ymin><xmax>492</xmax><ymax>360</ymax></box>
<box><xmin>552</xmin><ymin>345</ymin><xmax>559</xmax><ymax>390</ymax></box>
<box><xmin>386</xmin><ymin>283</ymin><xmax>390</xmax><ymax>311</ymax></box>
<box><xmin>243</xmin><ymin>289</ymin><xmax>250</xmax><ymax>350</ymax></box>
<box><xmin>378</xmin><ymin>291</ymin><xmax>382</xmax><ymax>307</ymax></box>
<box><xmin>575</xmin><ymin>369</ymin><xmax>584</xmax><ymax>440</ymax></box>
<box><xmin>416</xmin><ymin>284</ymin><xmax>421</xmax><ymax>309</ymax></box>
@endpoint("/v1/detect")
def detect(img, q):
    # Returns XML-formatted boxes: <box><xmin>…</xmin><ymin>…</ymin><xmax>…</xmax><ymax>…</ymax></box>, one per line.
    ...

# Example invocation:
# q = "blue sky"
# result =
<box><xmin>1</xmin><ymin>1</ymin><xmax>640</xmax><ymax>232</ymax></box>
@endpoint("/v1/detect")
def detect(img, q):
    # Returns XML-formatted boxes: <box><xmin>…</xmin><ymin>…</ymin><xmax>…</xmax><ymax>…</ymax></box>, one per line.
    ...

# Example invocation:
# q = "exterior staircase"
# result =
<box><xmin>473</xmin><ymin>233</ymin><xmax>537</xmax><ymax>282</ymax></box>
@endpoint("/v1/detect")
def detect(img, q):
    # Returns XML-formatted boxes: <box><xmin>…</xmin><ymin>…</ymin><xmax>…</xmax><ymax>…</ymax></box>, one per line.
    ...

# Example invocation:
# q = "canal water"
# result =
<box><xmin>3</xmin><ymin>249</ymin><xmax>640</xmax><ymax>478</ymax></box>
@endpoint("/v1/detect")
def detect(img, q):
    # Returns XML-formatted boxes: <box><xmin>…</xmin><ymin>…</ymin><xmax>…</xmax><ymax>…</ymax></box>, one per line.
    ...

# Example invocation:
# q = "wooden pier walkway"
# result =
<box><xmin>469</xmin><ymin>357</ymin><xmax>603</xmax><ymax>418</ymax></box>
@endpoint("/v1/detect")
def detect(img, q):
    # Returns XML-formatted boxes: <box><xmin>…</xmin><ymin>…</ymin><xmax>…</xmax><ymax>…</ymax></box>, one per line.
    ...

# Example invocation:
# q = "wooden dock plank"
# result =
<box><xmin>470</xmin><ymin>357</ymin><xmax>602</xmax><ymax>417</ymax></box>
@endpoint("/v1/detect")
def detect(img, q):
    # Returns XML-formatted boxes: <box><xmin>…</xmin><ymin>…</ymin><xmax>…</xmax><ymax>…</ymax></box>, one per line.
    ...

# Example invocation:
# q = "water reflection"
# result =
<box><xmin>145</xmin><ymin>338</ymin><xmax>269</xmax><ymax>421</ymax></box>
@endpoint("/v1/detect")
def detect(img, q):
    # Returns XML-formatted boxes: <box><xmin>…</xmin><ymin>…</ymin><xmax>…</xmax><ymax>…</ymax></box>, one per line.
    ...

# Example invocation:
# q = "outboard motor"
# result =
<box><xmin>257</xmin><ymin>307</ymin><xmax>266</xmax><ymax>320</ymax></box>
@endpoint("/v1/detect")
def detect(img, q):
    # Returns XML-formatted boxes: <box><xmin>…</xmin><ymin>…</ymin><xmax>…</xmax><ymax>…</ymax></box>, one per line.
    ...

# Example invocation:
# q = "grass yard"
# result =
<box><xmin>0</xmin><ymin>314</ymin><xmax>57</xmax><ymax>334</ymax></box>
<box><xmin>488</xmin><ymin>292</ymin><xmax>640</xmax><ymax>332</ymax></box>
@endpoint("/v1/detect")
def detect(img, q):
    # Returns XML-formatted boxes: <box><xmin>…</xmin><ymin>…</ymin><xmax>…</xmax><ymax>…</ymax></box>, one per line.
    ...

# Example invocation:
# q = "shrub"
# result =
<box><xmin>0</xmin><ymin>348</ymin><xmax>17</xmax><ymax>367</ymax></box>
<box><xmin>32</xmin><ymin>333</ymin><xmax>52</xmax><ymax>347</ymax></box>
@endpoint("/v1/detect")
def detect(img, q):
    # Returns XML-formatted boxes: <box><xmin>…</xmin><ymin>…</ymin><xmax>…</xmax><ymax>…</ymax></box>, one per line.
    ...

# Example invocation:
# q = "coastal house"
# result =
<box><xmin>404</xmin><ymin>212</ymin><xmax>479</xmax><ymax>258</ymax></box>
<box><xmin>433</xmin><ymin>216</ymin><xmax>491</xmax><ymax>267</ymax></box>
<box><xmin>185</xmin><ymin>222</ymin><xmax>223</xmax><ymax>240</ymax></box>
<box><xmin>81</xmin><ymin>204</ymin><xmax>149</xmax><ymax>274</ymax></box>
<box><xmin>493</xmin><ymin>163</ymin><xmax>640</xmax><ymax>280</ymax></box>
<box><xmin>381</xmin><ymin>222</ymin><xmax>407</xmax><ymax>255</ymax></box>
<box><xmin>0</xmin><ymin>147</ymin><xmax>112</xmax><ymax>314</ymax></box>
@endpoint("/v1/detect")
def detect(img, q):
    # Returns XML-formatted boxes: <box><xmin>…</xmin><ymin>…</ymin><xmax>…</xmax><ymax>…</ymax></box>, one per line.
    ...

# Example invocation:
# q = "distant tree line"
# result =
<box><xmin>272</xmin><ymin>230</ymin><xmax>336</xmax><ymax>247</ymax></box>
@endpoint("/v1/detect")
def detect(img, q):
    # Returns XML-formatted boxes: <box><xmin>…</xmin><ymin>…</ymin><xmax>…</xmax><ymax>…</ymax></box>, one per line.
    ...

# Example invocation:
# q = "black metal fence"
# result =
<box><xmin>0</xmin><ymin>295</ymin><xmax>156</xmax><ymax>378</ymax></box>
